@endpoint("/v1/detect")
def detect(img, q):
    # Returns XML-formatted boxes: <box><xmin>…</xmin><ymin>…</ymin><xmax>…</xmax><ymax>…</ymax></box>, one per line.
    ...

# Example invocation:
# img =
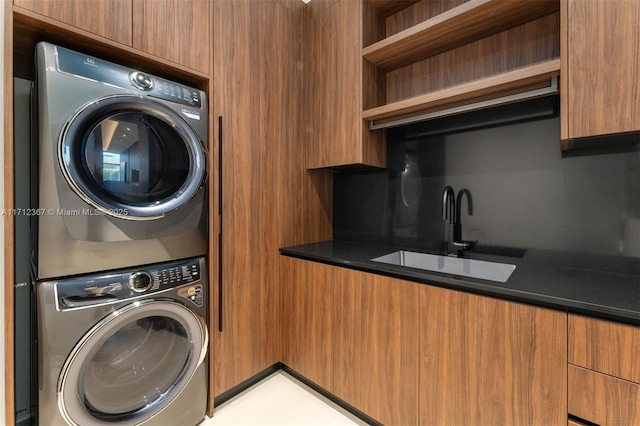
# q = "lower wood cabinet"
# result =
<box><xmin>419</xmin><ymin>285</ymin><xmax>568</xmax><ymax>425</ymax></box>
<box><xmin>282</xmin><ymin>257</ymin><xmax>568</xmax><ymax>425</ymax></box>
<box><xmin>281</xmin><ymin>257</ymin><xmax>420</xmax><ymax>425</ymax></box>
<box><xmin>568</xmin><ymin>365</ymin><xmax>640</xmax><ymax>425</ymax></box>
<box><xmin>568</xmin><ymin>315</ymin><xmax>640</xmax><ymax>425</ymax></box>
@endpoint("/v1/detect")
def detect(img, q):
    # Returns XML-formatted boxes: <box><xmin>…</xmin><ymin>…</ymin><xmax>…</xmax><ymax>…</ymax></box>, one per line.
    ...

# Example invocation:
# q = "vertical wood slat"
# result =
<box><xmin>4</xmin><ymin>1</ymin><xmax>15</xmax><ymax>424</ymax></box>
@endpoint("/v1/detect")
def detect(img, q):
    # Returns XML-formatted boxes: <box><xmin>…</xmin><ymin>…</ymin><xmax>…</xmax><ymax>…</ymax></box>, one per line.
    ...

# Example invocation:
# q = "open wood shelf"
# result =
<box><xmin>363</xmin><ymin>59</ymin><xmax>560</xmax><ymax>126</ymax></box>
<box><xmin>363</xmin><ymin>0</ymin><xmax>559</xmax><ymax>71</ymax></box>
<box><xmin>368</xmin><ymin>0</ymin><xmax>420</xmax><ymax>17</ymax></box>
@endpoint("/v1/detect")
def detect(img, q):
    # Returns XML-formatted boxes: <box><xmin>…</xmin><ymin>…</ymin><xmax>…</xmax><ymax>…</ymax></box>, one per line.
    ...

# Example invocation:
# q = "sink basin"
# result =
<box><xmin>371</xmin><ymin>250</ymin><xmax>516</xmax><ymax>283</ymax></box>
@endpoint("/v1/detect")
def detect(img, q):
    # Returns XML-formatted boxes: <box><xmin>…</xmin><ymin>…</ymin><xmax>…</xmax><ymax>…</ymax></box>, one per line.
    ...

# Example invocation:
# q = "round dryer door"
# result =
<box><xmin>57</xmin><ymin>300</ymin><xmax>208</xmax><ymax>426</ymax></box>
<box><xmin>59</xmin><ymin>95</ymin><xmax>206</xmax><ymax>220</ymax></box>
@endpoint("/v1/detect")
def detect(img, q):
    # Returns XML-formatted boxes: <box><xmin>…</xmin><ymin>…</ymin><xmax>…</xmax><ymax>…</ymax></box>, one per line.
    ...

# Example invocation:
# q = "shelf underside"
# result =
<box><xmin>362</xmin><ymin>59</ymin><xmax>561</xmax><ymax>127</ymax></box>
<box><xmin>363</xmin><ymin>0</ymin><xmax>560</xmax><ymax>71</ymax></box>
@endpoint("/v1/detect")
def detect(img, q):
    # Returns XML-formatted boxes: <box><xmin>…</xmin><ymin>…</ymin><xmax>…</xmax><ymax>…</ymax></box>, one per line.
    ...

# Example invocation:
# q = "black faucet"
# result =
<box><xmin>441</xmin><ymin>186</ymin><xmax>475</xmax><ymax>257</ymax></box>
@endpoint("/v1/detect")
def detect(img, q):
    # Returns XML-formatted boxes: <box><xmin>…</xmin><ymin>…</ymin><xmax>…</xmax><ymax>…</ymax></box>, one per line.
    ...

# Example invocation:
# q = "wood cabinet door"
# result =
<box><xmin>562</xmin><ymin>0</ymin><xmax>640</xmax><ymax>141</ymax></box>
<box><xmin>14</xmin><ymin>0</ymin><xmax>132</xmax><ymax>45</ymax></box>
<box><xmin>304</xmin><ymin>0</ymin><xmax>385</xmax><ymax>169</ymax></box>
<box><xmin>132</xmin><ymin>0</ymin><xmax>210</xmax><ymax>73</ymax></box>
<box><xmin>212</xmin><ymin>0</ymin><xmax>316</xmax><ymax>397</ymax></box>
<box><xmin>281</xmin><ymin>258</ymin><xmax>419</xmax><ymax>425</ymax></box>
<box><xmin>419</xmin><ymin>286</ymin><xmax>568</xmax><ymax>425</ymax></box>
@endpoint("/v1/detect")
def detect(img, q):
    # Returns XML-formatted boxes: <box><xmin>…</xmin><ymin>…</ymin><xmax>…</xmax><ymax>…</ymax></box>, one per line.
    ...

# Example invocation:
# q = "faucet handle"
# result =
<box><xmin>453</xmin><ymin>240</ymin><xmax>474</xmax><ymax>249</ymax></box>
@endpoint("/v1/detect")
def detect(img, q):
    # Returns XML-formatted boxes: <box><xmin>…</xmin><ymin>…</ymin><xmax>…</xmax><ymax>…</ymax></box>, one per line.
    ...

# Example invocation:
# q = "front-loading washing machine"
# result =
<box><xmin>36</xmin><ymin>257</ymin><xmax>208</xmax><ymax>426</ymax></box>
<box><xmin>35</xmin><ymin>42</ymin><xmax>208</xmax><ymax>280</ymax></box>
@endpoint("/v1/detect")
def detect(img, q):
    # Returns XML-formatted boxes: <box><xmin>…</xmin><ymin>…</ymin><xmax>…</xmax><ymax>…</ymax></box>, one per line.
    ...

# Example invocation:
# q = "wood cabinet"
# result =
<box><xmin>568</xmin><ymin>315</ymin><xmax>640</xmax><ymax>425</ymax></box>
<box><xmin>303</xmin><ymin>0</ymin><xmax>385</xmax><ymax>170</ymax></box>
<box><xmin>560</xmin><ymin>0</ymin><xmax>640</xmax><ymax>146</ymax></box>
<box><xmin>131</xmin><ymin>0</ymin><xmax>210</xmax><ymax>74</ymax></box>
<box><xmin>13</xmin><ymin>0</ymin><xmax>132</xmax><ymax>45</ymax></box>
<box><xmin>282</xmin><ymin>257</ymin><xmax>568</xmax><ymax>425</ymax></box>
<box><xmin>281</xmin><ymin>257</ymin><xmax>419</xmax><ymax>425</ymax></box>
<box><xmin>568</xmin><ymin>366</ymin><xmax>640</xmax><ymax>425</ymax></box>
<box><xmin>419</xmin><ymin>285</ymin><xmax>567</xmax><ymax>425</ymax></box>
<box><xmin>212</xmin><ymin>0</ymin><xmax>332</xmax><ymax>398</ymax></box>
<box><xmin>13</xmin><ymin>0</ymin><xmax>210</xmax><ymax>72</ymax></box>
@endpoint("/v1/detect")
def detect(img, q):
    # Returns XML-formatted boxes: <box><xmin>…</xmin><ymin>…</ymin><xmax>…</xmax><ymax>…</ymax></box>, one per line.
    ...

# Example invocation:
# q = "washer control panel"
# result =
<box><xmin>54</xmin><ymin>257</ymin><xmax>205</xmax><ymax>310</ymax></box>
<box><xmin>55</xmin><ymin>45</ymin><xmax>203</xmax><ymax>108</ymax></box>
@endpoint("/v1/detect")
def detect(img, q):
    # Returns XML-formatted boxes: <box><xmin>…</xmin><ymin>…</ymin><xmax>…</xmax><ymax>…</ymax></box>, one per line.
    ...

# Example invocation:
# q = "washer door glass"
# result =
<box><xmin>60</xmin><ymin>96</ymin><xmax>206</xmax><ymax>220</ymax></box>
<box><xmin>58</xmin><ymin>300</ymin><xmax>207</xmax><ymax>426</ymax></box>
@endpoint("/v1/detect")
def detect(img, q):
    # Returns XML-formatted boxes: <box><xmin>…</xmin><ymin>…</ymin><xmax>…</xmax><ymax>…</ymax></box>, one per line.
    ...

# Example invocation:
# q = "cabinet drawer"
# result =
<box><xmin>569</xmin><ymin>314</ymin><xmax>640</xmax><ymax>384</ymax></box>
<box><xmin>568</xmin><ymin>365</ymin><xmax>640</xmax><ymax>425</ymax></box>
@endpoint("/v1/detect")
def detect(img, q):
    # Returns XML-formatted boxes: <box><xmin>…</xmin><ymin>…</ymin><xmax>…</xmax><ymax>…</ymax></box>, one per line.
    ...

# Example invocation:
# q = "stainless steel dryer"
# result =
<box><xmin>37</xmin><ymin>257</ymin><xmax>208</xmax><ymax>426</ymax></box>
<box><xmin>35</xmin><ymin>42</ymin><xmax>208</xmax><ymax>279</ymax></box>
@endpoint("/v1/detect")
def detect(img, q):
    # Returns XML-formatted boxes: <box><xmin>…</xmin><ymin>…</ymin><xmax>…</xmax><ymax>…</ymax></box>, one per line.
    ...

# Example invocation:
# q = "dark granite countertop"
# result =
<box><xmin>280</xmin><ymin>240</ymin><xmax>640</xmax><ymax>326</ymax></box>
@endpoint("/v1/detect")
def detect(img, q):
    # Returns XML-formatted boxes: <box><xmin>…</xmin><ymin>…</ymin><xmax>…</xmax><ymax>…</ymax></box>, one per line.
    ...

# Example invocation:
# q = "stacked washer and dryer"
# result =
<box><xmin>33</xmin><ymin>42</ymin><xmax>210</xmax><ymax>426</ymax></box>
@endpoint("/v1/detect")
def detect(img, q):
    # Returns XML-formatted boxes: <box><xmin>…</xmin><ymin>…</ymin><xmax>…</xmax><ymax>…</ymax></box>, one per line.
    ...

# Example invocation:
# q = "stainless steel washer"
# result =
<box><xmin>35</xmin><ymin>42</ymin><xmax>208</xmax><ymax>279</ymax></box>
<box><xmin>36</xmin><ymin>257</ymin><xmax>208</xmax><ymax>426</ymax></box>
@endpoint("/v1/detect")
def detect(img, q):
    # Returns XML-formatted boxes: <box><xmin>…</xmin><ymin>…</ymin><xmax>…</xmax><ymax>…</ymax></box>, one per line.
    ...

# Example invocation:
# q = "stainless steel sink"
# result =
<box><xmin>371</xmin><ymin>250</ymin><xmax>516</xmax><ymax>283</ymax></box>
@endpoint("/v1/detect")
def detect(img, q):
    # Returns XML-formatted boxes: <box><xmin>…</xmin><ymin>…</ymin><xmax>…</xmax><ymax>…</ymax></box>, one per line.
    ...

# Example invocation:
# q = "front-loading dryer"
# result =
<box><xmin>35</xmin><ymin>42</ymin><xmax>208</xmax><ymax>280</ymax></box>
<box><xmin>36</xmin><ymin>257</ymin><xmax>208</xmax><ymax>426</ymax></box>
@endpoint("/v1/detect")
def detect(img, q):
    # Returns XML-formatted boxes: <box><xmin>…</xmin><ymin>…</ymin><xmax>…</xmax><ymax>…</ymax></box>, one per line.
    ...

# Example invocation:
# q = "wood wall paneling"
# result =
<box><xmin>563</xmin><ymin>0</ymin><xmax>640</xmax><ymax>140</ymax></box>
<box><xmin>419</xmin><ymin>286</ymin><xmax>568</xmax><ymax>425</ymax></box>
<box><xmin>13</xmin><ymin>0</ymin><xmax>132</xmax><ymax>45</ymax></box>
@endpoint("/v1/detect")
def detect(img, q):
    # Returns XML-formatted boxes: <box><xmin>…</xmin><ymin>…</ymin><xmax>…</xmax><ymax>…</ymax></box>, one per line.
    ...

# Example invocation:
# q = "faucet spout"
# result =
<box><xmin>442</xmin><ymin>186</ymin><xmax>475</xmax><ymax>257</ymax></box>
<box><xmin>453</xmin><ymin>188</ymin><xmax>475</xmax><ymax>256</ymax></box>
<box><xmin>441</xmin><ymin>186</ymin><xmax>455</xmax><ymax>224</ymax></box>
<box><xmin>455</xmin><ymin>189</ymin><xmax>472</xmax><ymax>226</ymax></box>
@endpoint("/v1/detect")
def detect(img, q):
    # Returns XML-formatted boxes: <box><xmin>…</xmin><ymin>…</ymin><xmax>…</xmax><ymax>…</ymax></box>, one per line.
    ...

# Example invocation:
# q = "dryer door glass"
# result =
<box><xmin>60</xmin><ymin>96</ymin><xmax>206</xmax><ymax>220</ymax></box>
<box><xmin>81</xmin><ymin>316</ymin><xmax>190</xmax><ymax>416</ymax></box>
<box><xmin>58</xmin><ymin>300</ymin><xmax>207</xmax><ymax>425</ymax></box>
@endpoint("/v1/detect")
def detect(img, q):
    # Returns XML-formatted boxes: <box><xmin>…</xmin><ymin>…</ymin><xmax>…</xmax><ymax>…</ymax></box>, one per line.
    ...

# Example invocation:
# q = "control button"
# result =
<box><xmin>130</xmin><ymin>271</ymin><xmax>153</xmax><ymax>292</ymax></box>
<box><xmin>129</xmin><ymin>71</ymin><xmax>154</xmax><ymax>91</ymax></box>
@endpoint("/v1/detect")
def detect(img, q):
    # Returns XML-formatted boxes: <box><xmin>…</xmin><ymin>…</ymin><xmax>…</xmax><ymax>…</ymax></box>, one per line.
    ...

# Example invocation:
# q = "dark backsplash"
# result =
<box><xmin>334</xmin><ymin>100</ymin><xmax>640</xmax><ymax>261</ymax></box>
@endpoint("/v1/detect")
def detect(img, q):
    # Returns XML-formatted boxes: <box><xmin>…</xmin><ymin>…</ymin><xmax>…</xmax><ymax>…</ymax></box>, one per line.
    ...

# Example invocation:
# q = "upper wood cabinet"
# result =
<box><xmin>132</xmin><ymin>0</ymin><xmax>210</xmax><ymax>74</ymax></box>
<box><xmin>304</xmin><ymin>0</ymin><xmax>386</xmax><ymax>170</ymax></box>
<box><xmin>561</xmin><ymin>0</ymin><xmax>640</xmax><ymax>147</ymax></box>
<box><xmin>14</xmin><ymin>0</ymin><xmax>210</xmax><ymax>73</ymax></box>
<box><xmin>13</xmin><ymin>0</ymin><xmax>133</xmax><ymax>45</ymax></box>
<box><xmin>419</xmin><ymin>285</ymin><xmax>568</xmax><ymax>425</ymax></box>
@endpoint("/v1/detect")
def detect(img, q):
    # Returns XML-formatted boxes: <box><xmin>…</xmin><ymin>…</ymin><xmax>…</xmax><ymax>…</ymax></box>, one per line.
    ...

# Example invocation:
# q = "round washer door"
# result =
<box><xmin>57</xmin><ymin>300</ymin><xmax>208</xmax><ymax>426</ymax></box>
<box><xmin>59</xmin><ymin>95</ymin><xmax>206</xmax><ymax>220</ymax></box>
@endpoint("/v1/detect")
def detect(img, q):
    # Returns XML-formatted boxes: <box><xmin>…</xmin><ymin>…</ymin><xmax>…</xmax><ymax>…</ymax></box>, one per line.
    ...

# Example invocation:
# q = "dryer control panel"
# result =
<box><xmin>55</xmin><ymin>45</ymin><xmax>203</xmax><ymax>108</ymax></box>
<box><xmin>54</xmin><ymin>257</ymin><xmax>205</xmax><ymax>310</ymax></box>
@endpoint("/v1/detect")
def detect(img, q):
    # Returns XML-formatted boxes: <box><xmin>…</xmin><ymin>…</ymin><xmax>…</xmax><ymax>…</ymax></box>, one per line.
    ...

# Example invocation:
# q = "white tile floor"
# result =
<box><xmin>202</xmin><ymin>371</ymin><xmax>369</xmax><ymax>426</ymax></box>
